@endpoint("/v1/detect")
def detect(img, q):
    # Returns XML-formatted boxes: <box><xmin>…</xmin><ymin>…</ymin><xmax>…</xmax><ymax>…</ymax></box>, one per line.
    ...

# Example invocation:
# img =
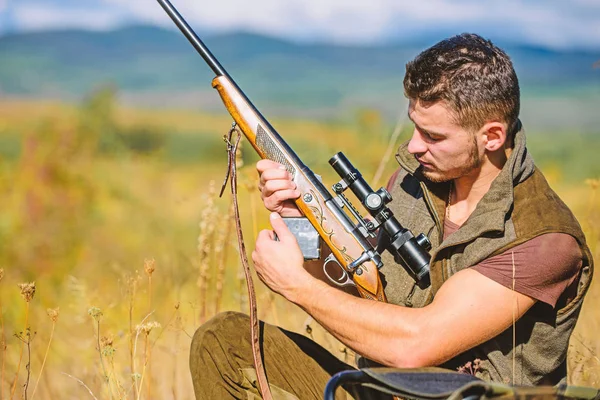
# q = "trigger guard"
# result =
<box><xmin>323</xmin><ymin>253</ymin><xmax>356</xmax><ymax>288</ymax></box>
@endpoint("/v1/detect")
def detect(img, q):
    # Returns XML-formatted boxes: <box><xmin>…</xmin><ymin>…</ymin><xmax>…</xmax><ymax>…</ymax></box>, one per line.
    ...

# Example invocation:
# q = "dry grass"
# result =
<box><xmin>0</xmin><ymin>97</ymin><xmax>597</xmax><ymax>399</ymax></box>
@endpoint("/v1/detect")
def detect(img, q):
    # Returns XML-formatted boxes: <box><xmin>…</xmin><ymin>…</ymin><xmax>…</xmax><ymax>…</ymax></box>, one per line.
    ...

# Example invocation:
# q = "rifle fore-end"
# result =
<box><xmin>212</xmin><ymin>76</ymin><xmax>387</xmax><ymax>302</ymax></box>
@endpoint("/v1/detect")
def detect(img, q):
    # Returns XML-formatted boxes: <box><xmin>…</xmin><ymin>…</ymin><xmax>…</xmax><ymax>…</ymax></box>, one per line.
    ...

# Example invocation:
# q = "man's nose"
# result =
<box><xmin>407</xmin><ymin>129</ymin><xmax>427</xmax><ymax>155</ymax></box>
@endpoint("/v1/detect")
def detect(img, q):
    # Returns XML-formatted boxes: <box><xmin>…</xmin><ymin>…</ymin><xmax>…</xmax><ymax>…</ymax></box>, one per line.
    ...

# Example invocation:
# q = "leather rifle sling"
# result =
<box><xmin>220</xmin><ymin>125</ymin><xmax>273</xmax><ymax>400</ymax></box>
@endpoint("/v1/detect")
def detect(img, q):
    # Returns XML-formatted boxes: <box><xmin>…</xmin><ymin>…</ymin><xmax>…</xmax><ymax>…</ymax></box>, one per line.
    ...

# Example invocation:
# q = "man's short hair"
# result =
<box><xmin>404</xmin><ymin>33</ymin><xmax>520</xmax><ymax>136</ymax></box>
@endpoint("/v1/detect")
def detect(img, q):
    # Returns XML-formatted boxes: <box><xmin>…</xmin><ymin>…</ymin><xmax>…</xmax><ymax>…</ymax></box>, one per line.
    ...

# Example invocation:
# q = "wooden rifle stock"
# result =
<box><xmin>156</xmin><ymin>0</ymin><xmax>386</xmax><ymax>302</ymax></box>
<box><xmin>213</xmin><ymin>76</ymin><xmax>387</xmax><ymax>302</ymax></box>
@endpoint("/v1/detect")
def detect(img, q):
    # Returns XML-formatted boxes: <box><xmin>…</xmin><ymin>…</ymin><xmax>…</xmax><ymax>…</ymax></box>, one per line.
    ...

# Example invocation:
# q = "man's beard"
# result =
<box><xmin>421</xmin><ymin>136</ymin><xmax>482</xmax><ymax>183</ymax></box>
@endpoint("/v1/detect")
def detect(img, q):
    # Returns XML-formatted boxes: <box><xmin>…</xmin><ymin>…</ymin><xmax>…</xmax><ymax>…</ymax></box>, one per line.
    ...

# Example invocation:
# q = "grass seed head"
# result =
<box><xmin>144</xmin><ymin>258</ymin><xmax>156</xmax><ymax>276</ymax></box>
<box><xmin>88</xmin><ymin>306</ymin><xmax>103</xmax><ymax>320</ymax></box>
<box><xmin>0</xmin><ymin>268</ymin><xmax>4</xmax><ymax>282</ymax></box>
<box><xmin>100</xmin><ymin>335</ymin><xmax>116</xmax><ymax>357</ymax></box>
<box><xmin>47</xmin><ymin>307</ymin><xmax>60</xmax><ymax>322</ymax></box>
<box><xmin>136</xmin><ymin>321</ymin><xmax>161</xmax><ymax>335</ymax></box>
<box><xmin>18</xmin><ymin>282</ymin><xmax>36</xmax><ymax>302</ymax></box>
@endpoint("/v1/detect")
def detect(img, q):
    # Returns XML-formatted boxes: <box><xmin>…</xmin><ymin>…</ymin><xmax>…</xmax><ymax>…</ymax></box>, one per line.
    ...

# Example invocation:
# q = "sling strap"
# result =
<box><xmin>220</xmin><ymin>123</ymin><xmax>273</xmax><ymax>400</ymax></box>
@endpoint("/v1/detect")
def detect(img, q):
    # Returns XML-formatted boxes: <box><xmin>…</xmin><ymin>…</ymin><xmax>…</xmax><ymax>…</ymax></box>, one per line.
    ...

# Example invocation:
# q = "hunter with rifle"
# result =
<box><xmin>156</xmin><ymin>1</ymin><xmax>594</xmax><ymax>399</ymax></box>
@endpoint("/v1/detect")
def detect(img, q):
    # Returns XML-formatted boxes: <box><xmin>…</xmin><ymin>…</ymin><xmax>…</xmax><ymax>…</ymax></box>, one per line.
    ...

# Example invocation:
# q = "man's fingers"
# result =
<box><xmin>263</xmin><ymin>190</ymin><xmax>301</xmax><ymax>209</ymax></box>
<box><xmin>263</xmin><ymin>179</ymin><xmax>297</xmax><ymax>197</ymax></box>
<box><xmin>257</xmin><ymin>160</ymin><xmax>287</xmax><ymax>175</ymax></box>
<box><xmin>259</xmin><ymin>167</ymin><xmax>291</xmax><ymax>186</ymax></box>
<box><xmin>269</xmin><ymin>212</ymin><xmax>295</xmax><ymax>243</ymax></box>
<box><xmin>256</xmin><ymin>229</ymin><xmax>274</xmax><ymax>243</ymax></box>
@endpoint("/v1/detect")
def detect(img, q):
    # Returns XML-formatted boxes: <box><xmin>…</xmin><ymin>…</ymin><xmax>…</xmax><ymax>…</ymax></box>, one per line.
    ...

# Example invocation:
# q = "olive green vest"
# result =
<box><xmin>379</xmin><ymin>126</ymin><xmax>594</xmax><ymax>385</ymax></box>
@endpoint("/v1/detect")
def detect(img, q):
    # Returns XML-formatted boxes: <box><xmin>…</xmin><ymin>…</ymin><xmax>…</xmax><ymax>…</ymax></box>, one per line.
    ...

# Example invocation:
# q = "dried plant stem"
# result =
<box><xmin>145</xmin><ymin>343</ymin><xmax>152</xmax><ymax>399</ymax></box>
<box><xmin>30</xmin><ymin>321</ymin><xmax>56</xmax><ymax>400</ymax></box>
<box><xmin>10</xmin><ymin>302</ymin><xmax>29</xmax><ymax>400</ymax></box>
<box><xmin>61</xmin><ymin>372</ymin><xmax>98</xmax><ymax>400</ymax></box>
<box><xmin>148</xmin><ymin>276</ymin><xmax>152</xmax><ymax>313</ymax></box>
<box><xmin>107</xmin><ymin>358</ymin><xmax>124</xmax><ymax>400</ymax></box>
<box><xmin>371</xmin><ymin>110</ymin><xmax>406</xmax><ymax>188</ymax></box>
<box><xmin>23</xmin><ymin>334</ymin><xmax>32</xmax><ymax>400</ymax></box>
<box><xmin>170</xmin><ymin>311</ymin><xmax>181</xmax><ymax>400</ymax></box>
<box><xmin>131</xmin><ymin>312</ymin><xmax>153</xmax><ymax>398</ymax></box>
<box><xmin>215</xmin><ymin>202</ymin><xmax>234</xmax><ymax>314</ymax></box>
<box><xmin>146</xmin><ymin>276</ymin><xmax>153</xmax><ymax>400</ymax></box>
<box><xmin>1</xmin><ymin>295</ymin><xmax>5</xmax><ymax>400</ymax></box>
<box><xmin>511</xmin><ymin>251</ymin><xmax>516</xmax><ymax>385</ymax></box>
<box><xmin>94</xmin><ymin>321</ymin><xmax>112</xmax><ymax>399</ymax></box>
<box><xmin>197</xmin><ymin>181</ymin><xmax>217</xmax><ymax>323</ymax></box>
<box><xmin>137</xmin><ymin>332</ymin><xmax>157</xmax><ymax>400</ymax></box>
<box><xmin>572</xmin><ymin>334</ymin><xmax>600</xmax><ymax>365</ymax></box>
<box><xmin>128</xmin><ymin>279</ymin><xmax>139</xmax><ymax>400</ymax></box>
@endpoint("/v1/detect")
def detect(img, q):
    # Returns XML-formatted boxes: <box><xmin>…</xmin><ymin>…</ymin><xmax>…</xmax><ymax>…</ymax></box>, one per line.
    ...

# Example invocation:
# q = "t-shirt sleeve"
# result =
<box><xmin>471</xmin><ymin>233</ymin><xmax>582</xmax><ymax>308</ymax></box>
<box><xmin>386</xmin><ymin>168</ymin><xmax>402</xmax><ymax>191</ymax></box>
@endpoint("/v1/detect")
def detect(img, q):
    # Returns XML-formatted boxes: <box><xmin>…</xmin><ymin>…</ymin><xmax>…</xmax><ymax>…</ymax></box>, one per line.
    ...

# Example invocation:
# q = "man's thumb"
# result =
<box><xmin>270</xmin><ymin>212</ymin><xmax>293</xmax><ymax>242</ymax></box>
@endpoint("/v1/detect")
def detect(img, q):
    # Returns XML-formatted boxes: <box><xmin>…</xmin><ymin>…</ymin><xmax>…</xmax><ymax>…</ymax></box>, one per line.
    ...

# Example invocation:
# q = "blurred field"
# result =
<box><xmin>0</xmin><ymin>91</ymin><xmax>598</xmax><ymax>399</ymax></box>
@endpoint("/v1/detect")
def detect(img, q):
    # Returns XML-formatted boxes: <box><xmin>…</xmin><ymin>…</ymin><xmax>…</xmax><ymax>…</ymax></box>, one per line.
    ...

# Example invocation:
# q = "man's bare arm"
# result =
<box><xmin>253</xmin><ymin>213</ymin><xmax>536</xmax><ymax>368</ymax></box>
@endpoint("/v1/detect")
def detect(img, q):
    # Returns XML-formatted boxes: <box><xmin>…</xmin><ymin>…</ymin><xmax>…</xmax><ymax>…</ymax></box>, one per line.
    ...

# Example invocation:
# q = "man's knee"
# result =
<box><xmin>190</xmin><ymin>312</ymin><xmax>250</xmax><ymax>367</ymax></box>
<box><xmin>190</xmin><ymin>312</ymin><xmax>253</xmax><ymax>398</ymax></box>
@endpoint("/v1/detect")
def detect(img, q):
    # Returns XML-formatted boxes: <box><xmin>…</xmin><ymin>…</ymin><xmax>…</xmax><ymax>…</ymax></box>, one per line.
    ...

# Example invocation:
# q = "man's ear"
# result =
<box><xmin>481</xmin><ymin>122</ymin><xmax>507</xmax><ymax>152</ymax></box>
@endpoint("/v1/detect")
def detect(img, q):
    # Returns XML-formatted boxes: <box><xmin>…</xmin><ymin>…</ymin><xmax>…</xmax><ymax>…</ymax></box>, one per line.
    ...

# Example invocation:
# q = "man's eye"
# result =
<box><xmin>425</xmin><ymin>132</ymin><xmax>442</xmax><ymax>142</ymax></box>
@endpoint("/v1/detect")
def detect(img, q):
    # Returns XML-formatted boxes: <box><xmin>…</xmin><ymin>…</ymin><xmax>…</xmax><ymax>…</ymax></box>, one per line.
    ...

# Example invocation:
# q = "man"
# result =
<box><xmin>190</xmin><ymin>33</ymin><xmax>593</xmax><ymax>399</ymax></box>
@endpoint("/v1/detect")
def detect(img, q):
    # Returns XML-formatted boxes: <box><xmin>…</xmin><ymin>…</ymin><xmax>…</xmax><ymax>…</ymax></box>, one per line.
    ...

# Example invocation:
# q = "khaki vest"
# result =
<box><xmin>379</xmin><ymin>126</ymin><xmax>594</xmax><ymax>385</ymax></box>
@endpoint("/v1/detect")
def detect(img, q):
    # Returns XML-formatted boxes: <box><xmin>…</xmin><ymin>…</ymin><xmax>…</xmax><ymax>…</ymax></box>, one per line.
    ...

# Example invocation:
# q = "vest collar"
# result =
<box><xmin>394</xmin><ymin>121</ymin><xmax>535</xmax><ymax>251</ymax></box>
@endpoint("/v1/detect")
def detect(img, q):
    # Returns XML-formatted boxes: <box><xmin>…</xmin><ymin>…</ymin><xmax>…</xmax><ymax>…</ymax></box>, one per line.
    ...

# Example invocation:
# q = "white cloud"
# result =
<box><xmin>12</xmin><ymin>3</ymin><xmax>124</xmax><ymax>31</ymax></box>
<box><xmin>4</xmin><ymin>0</ymin><xmax>600</xmax><ymax>49</ymax></box>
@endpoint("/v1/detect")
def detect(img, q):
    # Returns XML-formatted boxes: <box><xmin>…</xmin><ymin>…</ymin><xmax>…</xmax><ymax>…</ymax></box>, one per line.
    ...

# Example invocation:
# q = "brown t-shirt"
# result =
<box><xmin>444</xmin><ymin>219</ymin><xmax>582</xmax><ymax>308</ymax></box>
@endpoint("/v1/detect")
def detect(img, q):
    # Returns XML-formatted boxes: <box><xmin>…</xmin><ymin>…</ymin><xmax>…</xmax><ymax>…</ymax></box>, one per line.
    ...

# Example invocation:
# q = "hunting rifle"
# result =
<box><xmin>156</xmin><ymin>0</ymin><xmax>432</xmax><ymax>300</ymax></box>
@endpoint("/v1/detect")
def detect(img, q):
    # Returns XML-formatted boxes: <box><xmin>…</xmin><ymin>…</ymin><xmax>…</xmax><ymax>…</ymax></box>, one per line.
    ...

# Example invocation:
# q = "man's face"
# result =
<box><xmin>407</xmin><ymin>100</ymin><xmax>483</xmax><ymax>183</ymax></box>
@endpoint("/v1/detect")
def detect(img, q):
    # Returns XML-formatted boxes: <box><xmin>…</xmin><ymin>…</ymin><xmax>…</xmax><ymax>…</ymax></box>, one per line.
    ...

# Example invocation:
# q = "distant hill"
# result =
<box><xmin>0</xmin><ymin>25</ymin><xmax>598</xmax><ymax>127</ymax></box>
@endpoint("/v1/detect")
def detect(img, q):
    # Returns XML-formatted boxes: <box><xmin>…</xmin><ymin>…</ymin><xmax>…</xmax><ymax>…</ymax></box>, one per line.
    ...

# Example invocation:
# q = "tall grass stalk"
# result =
<box><xmin>87</xmin><ymin>307</ymin><xmax>111</xmax><ymax>400</ymax></box>
<box><xmin>170</xmin><ymin>303</ymin><xmax>182</xmax><ymax>400</ymax></box>
<box><xmin>127</xmin><ymin>273</ymin><xmax>141</xmax><ymax>400</ymax></box>
<box><xmin>15</xmin><ymin>329</ymin><xmax>35</xmax><ymax>400</ymax></box>
<box><xmin>511</xmin><ymin>251</ymin><xmax>516</xmax><ymax>385</ymax></box>
<box><xmin>30</xmin><ymin>308</ymin><xmax>59</xmax><ymax>400</ymax></box>
<box><xmin>61</xmin><ymin>372</ymin><xmax>99</xmax><ymax>400</ymax></box>
<box><xmin>197</xmin><ymin>181</ymin><xmax>217</xmax><ymax>323</ymax></box>
<box><xmin>100</xmin><ymin>335</ymin><xmax>123</xmax><ymax>400</ymax></box>
<box><xmin>135</xmin><ymin>321</ymin><xmax>160</xmax><ymax>400</ymax></box>
<box><xmin>11</xmin><ymin>282</ymin><xmax>35</xmax><ymax>400</ymax></box>
<box><xmin>131</xmin><ymin>311</ymin><xmax>153</xmax><ymax>399</ymax></box>
<box><xmin>214</xmin><ymin>202</ymin><xmax>234</xmax><ymax>315</ymax></box>
<box><xmin>144</xmin><ymin>259</ymin><xmax>156</xmax><ymax>400</ymax></box>
<box><xmin>371</xmin><ymin>111</ymin><xmax>406</xmax><ymax>188</ymax></box>
<box><xmin>0</xmin><ymin>269</ymin><xmax>5</xmax><ymax>400</ymax></box>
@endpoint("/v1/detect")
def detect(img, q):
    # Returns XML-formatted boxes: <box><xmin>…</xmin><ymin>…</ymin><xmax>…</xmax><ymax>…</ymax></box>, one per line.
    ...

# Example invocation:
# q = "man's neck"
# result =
<box><xmin>447</xmin><ymin>156</ymin><xmax>505</xmax><ymax>226</ymax></box>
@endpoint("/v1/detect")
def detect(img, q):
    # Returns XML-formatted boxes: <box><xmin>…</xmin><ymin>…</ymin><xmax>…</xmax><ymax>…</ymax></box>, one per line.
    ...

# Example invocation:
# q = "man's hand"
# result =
<box><xmin>252</xmin><ymin>212</ymin><xmax>315</xmax><ymax>299</ymax></box>
<box><xmin>257</xmin><ymin>160</ymin><xmax>302</xmax><ymax>217</ymax></box>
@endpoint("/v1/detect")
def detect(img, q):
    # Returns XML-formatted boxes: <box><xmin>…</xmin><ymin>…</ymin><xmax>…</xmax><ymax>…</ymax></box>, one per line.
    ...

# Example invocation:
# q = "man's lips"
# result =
<box><xmin>416</xmin><ymin>158</ymin><xmax>433</xmax><ymax>168</ymax></box>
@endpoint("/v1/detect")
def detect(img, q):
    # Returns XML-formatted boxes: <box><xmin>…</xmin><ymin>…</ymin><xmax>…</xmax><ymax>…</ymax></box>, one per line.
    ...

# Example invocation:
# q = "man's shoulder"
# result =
<box><xmin>512</xmin><ymin>168</ymin><xmax>583</xmax><ymax>238</ymax></box>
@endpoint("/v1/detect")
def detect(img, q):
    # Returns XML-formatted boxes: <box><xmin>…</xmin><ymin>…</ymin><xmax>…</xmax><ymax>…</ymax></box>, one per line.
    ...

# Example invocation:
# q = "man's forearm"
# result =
<box><xmin>287</xmin><ymin>278</ymin><xmax>427</xmax><ymax>368</ymax></box>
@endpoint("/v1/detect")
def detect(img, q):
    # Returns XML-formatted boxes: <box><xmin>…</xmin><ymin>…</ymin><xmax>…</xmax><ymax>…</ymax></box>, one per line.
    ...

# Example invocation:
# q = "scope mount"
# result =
<box><xmin>329</xmin><ymin>152</ymin><xmax>432</xmax><ymax>289</ymax></box>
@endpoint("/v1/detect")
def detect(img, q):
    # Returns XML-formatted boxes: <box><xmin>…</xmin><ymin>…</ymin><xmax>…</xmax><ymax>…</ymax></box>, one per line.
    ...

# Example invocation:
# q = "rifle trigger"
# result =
<box><xmin>323</xmin><ymin>253</ymin><xmax>356</xmax><ymax>288</ymax></box>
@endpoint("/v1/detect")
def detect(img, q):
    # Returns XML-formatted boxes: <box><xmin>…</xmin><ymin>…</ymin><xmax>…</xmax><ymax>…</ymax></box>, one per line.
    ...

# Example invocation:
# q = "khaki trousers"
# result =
<box><xmin>189</xmin><ymin>311</ymin><xmax>388</xmax><ymax>400</ymax></box>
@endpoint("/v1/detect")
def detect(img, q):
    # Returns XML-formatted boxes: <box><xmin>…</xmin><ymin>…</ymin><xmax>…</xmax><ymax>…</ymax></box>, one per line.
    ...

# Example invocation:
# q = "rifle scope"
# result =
<box><xmin>329</xmin><ymin>152</ymin><xmax>431</xmax><ymax>289</ymax></box>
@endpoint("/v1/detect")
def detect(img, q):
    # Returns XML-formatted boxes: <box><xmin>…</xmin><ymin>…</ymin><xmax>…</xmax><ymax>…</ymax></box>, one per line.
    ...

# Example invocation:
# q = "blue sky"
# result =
<box><xmin>1</xmin><ymin>0</ymin><xmax>600</xmax><ymax>50</ymax></box>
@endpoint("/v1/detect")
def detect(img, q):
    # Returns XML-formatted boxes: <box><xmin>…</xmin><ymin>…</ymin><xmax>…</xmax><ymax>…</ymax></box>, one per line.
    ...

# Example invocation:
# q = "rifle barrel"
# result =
<box><xmin>156</xmin><ymin>0</ymin><xmax>227</xmax><ymax>78</ymax></box>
